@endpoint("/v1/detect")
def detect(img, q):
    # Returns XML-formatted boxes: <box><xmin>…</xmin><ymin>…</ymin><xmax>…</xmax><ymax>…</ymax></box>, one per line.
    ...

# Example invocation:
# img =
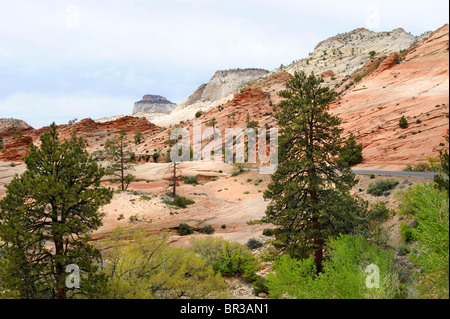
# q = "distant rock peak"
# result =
<box><xmin>133</xmin><ymin>94</ymin><xmax>177</xmax><ymax>114</ymax></box>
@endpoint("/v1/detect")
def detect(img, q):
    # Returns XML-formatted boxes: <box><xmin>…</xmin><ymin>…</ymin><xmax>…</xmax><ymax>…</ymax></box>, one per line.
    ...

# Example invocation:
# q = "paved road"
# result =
<box><xmin>351</xmin><ymin>170</ymin><xmax>442</xmax><ymax>178</ymax></box>
<box><xmin>246</xmin><ymin>167</ymin><xmax>445</xmax><ymax>179</ymax></box>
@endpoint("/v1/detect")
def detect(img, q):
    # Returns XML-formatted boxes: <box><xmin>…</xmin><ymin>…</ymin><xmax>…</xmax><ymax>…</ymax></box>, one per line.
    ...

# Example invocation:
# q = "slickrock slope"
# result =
<box><xmin>283</xmin><ymin>27</ymin><xmax>424</xmax><ymax>90</ymax></box>
<box><xmin>331</xmin><ymin>24</ymin><xmax>449</xmax><ymax>170</ymax></box>
<box><xmin>132</xmin><ymin>94</ymin><xmax>177</xmax><ymax>114</ymax></box>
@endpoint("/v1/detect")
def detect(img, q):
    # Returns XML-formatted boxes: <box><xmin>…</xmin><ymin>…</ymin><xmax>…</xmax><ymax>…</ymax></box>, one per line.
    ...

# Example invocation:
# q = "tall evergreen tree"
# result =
<box><xmin>338</xmin><ymin>133</ymin><xmax>363</xmax><ymax>167</ymax></box>
<box><xmin>0</xmin><ymin>124</ymin><xmax>113</xmax><ymax>298</ymax></box>
<box><xmin>104</xmin><ymin>129</ymin><xmax>136</xmax><ymax>191</ymax></box>
<box><xmin>263</xmin><ymin>71</ymin><xmax>369</xmax><ymax>273</ymax></box>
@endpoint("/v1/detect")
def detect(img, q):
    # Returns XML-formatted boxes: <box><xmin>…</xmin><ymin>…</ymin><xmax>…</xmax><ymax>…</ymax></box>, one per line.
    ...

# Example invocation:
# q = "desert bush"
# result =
<box><xmin>101</xmin><ymin>227</ymin><xmax>227</xmax><ymax>298</ymax></box>
<box><xmin>262</xmin><ymin>228</ymin><xmax>274</xmax><ymax>236</ymax></box>
<box><xmin>199</xmin><ymin>225</ymin><xmax>215</xmax><ymax>235</ymax></box>
<box><xmin>397</xmin><ymin>183</ymin><xmax>449</xmax><ymax>298</ymax></box>
<box><xmin>398</xmin><ymin>115</ymin><xmax>408</xmax><ymax>129</ymax></box>
<box><xmin>189</xmin><ymin>237</ymin><xmax>261</xmax><ymax>282</ymax></box>
<box><xmin>266</xmin><ymin>235</ymin><xmax>401</xmax><ymax>299</ymax></box>
<box><xmin>246</xmin><ymin>238</ymin><xmax>263</xmax><ymax>250</ymax></box>
<box><xmin>369</xmin><ymin>201</ymin><xmax>390</xmax><ymax>220</ymax></box>
<box><xmin>367</xmin><ymin>179</ymin><xmax>399</xmax><ymax>196</ymax></box>
<box><xmin>252</xmin><ymin>276</ymin><xmax>269</xmax><ymax>296</ymax></box>
<box><xmin>398</xmin><ymin>244</ymin><xmax>410</xmax><ymax>256</ymax></box>
<box><xmin>178</xmin><ymin>223</ymin><xmax>194</xmax><ymax>236</ymax></box>
<box><xmin>183</xmin><ymin>175</ymin><xmax>198</xmax><ymax>185</ymax></box>
<box><xmin>171</xmin><ymin>196</ymin><xmax>195</xmax><ymax>208</ymax></box>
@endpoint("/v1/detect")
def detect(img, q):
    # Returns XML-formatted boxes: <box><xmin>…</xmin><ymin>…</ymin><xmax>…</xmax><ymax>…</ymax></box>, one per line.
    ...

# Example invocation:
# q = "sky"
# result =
<box><xmin>0</xmin><ymin>0</ymin><xmax>448</xmax><ymax>129</ymax></box>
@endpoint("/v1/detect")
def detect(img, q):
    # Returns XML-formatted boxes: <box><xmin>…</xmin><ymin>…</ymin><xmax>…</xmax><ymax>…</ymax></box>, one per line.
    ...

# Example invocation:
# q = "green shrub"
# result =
<box><xmin>369</xmin><ymin>201</ymin><xmax>390</xmax><ymax>220</ymax></box>
<box><xmin>400</xmin><ymin>222</ymin><xmax>415</xmax><ymax>242</ymax></box>
<box><xmin>183</xmin><ymin>175</ymin><xmax>198</xmax><ymax>185</ymax></box>
<box><xmin>398</xmin><ymin>115</ymin><xmax>408</xmax><ymax>129</ymax></box>
<box><xmin>195</xmin><ymin>111</ymin><xmax>203</xmax><ymax>118</ymax></box>
<box><xmin>266</xmin><ymin>235</ymin><xmax>401</xmax><ymax>299</ymax></box>
<box><xmin>178</xmin><ymin>223</ymin><xmax>194</xmax><ymax>236</ymax></box>
<box><xmin>397</xmin><ymin>183</ymin><xmax>449</xmax><ymax>298</ymax></box>
<box><xmin>367</xmin><ymin>179</ymin><xmax>399</xmax><ymax>196</ymax></box>
<box><xmin>253</xmin><ymin>276</ymin><xmax>269</xmax><ymax>296</ymax></box>
<box><xmin>190</xmin><ymin>237</ymin><xmax>261</xmax><ymax>282</ymax></box>
<box><xmin>398</xmin><ymin>244</ymin><xmax>410</xmax><ymax>256</ymax></box>
<box><xmin>199</xmin><ymin>225</ymin><xmax>215</xmax><ymax>235</ymax></box>
<box><xmin>262</xmin><ymin>228</ymin><xmax>274</xmax><ymax>236</ymax></box>
<box><xmin>246</xmin><ymin>238</ymin><xmax>263</xmax><ymax>250</ymax></box>
<box><xmin>338</xmin><ymin>133</ymin><xmax>363</xmax><ymax>167</ymax></box>
<box><xmin>172</xmin><ymin>196</ymin><xmax>195</xmax><ymax>208</ymax></box>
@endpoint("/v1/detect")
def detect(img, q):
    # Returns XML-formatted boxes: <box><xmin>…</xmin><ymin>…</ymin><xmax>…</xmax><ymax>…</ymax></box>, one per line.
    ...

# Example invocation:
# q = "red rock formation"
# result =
<box><xmin>0</xmin><ymin>135</ymin><xmax>33</xmax><ymax>161</ymax></box>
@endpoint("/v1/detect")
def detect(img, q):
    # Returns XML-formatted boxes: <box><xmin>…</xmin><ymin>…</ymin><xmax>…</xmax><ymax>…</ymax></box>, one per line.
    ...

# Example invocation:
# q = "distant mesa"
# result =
<box><xmin>132</xmin><ymin>94</ymin><xmax>177</xmax><ymax>115</ymax></box>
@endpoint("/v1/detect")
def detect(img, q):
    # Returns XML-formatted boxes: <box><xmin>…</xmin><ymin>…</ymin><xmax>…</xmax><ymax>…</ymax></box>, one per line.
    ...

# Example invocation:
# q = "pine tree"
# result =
<box><xmin>338</xmin><ymin>133</ymin><xmax>363</xmax><ymax>167</ymax></box>
<box><xmin>104</xmin><ymin>129</ymin><xmax>136</xmax><ymax>191</ymax></box>
<box><xmin>263</xmin><ymin>71</ymin><xmax>369</xmax><ymax>273</ymax></box>
<box><xmin>0</xmin><ymin>123</ymin><xmax>113</xmax><ymax>298</ymax></box>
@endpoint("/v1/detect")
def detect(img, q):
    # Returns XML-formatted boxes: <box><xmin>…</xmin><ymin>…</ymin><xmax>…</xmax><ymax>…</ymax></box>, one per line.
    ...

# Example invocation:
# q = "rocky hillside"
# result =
<box><xmin>0</xmin><ymin>118</ymin><xmax>33</xmax><ymax>134</ymax></box>
<box><xmin>331</xmin><ymin>24</ymin><xmax>449</xmax><ymax>170</ymax></box>
<box><xmin>132</xmin><ymin>95</ymin><xmax>177</xmax><ymax>115</ymax></box>
<box><xmin>280</xmin><ymin>27</ymin><xmax>428</xmax><ymax>91</ymax></box>
<box><xmin>178</xmin><ymin>68</ymin><xmax>269</xmax><ymax>108</ymax></box>
<box><xmin>1</xmin><ymin>25</ymin><xmax>447</xmax><ymax>170</ymax></box>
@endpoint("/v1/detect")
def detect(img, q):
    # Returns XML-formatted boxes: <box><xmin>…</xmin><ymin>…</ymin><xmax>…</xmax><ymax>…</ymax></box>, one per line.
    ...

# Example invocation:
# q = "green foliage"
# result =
<box><xmin>195</xmin><ymin>110</ymin><xmax>203</xmax><ymax>118</ymax></box>
<box><xmin>231</xmin><ymin>162</ymin><xmax>246</xmax><ymax>176</ymax></box>
<box><xmin>402</xmin><ymin>157</ymin><xmax>443</xmax><ymax>173</ymax></box>
<box><xmin>398</xmin><ymin>115</ymin><xmax>408</xmax><ymax>129</ymax></box>
<box><xmin>367</xmin><ymin>179</ymin><xmax>399</xmax><ymax>196</ymax></box>
<box><xmin>398</xmin><ymin>183</ymin><xmax>449</xmax><ymax>298</ymax></box>
<box><xmin>266</xmin><ymin>235</ymin><xmax>401</xmax><ymax>299</ymax></box>
<box><xmin>172</xmin><ymin>196</ymin><xmax>195</xmax><ymax>208</ymax></box>
<box><xmin>177</xmin><ymin>223</ymin><xmax>194</xmax><ymax>236</ymax></box>
<box><xmin>399</xmin><ymin>222</ymin><xmax>415</xmax><ymax>242</ymax></box>
<box><xmin>133</xmin><ymin>131</ymin><xmax>143</xmax><ymax>145</ymax></box>
<box><xmin>198</xmin><ymin>225</ymin><xmax>215</xmax><ymax>235</ymax></box>
<box><xmin>262</xmin><ymin>228</ymin><xmax>275</xmax><ymax>236</ymax></box>
<box><xmin>369</xmin><ymin>50</ymin><xmax>376</xmax><ymax>58</ymax></box>
<box><xmin>338</xmin><ymin>133</ymin><xmax>363</xmax><ymax>167</ymax></box>
<box><xmin>246</xmin><ymin>238</ymin><xmax>263</xmax><ymax>250</ymax></box>
<box><xmin>247</xmin><ymin>120</ymin><xmax>259</xmax><ymax>129</ymax></box>
<box><xmin>0</xmin><ymin>124</ymin><xmax>112</xmax><ymax>299</ymax></box>
<box><xmin>252</xmin><ymin>276</ymin><xmax>269</xmax><ymax>296</ymax></box>
<box><xmin>101</xmin><ymin>227</ymin><xmax>227</xmax><ymax>298</ymax></box>
<box><xmin>104</xmin><ymin>129</ymin><xmax>136</xmax><ymax>191</ymax></box>
<box><xmin>264</xmin><ymin>71</ymin><xmax>369</xmax><ymax>271</ymax></box>
<box><xmin>434</xmin><ymin>135</ymin><xmax>449</xmax><ymax>194</ymax></box>
<box><xmin>183</xmin><ymin>175</ymin><xmax>198</xmax><ymax>185</ymax></box>
<box><xmin>369</xmin><ymin>201</ymin><xmax>390</xmax><ymax>221</ymax></box>
<box><xmin>190</xmin><ymin>237</ymin><xmax>261</xmax><ymax>282</ymax></box>
<box><xmin>398</xmin><ymin>244</ymin><xmax>410</xmax><ymax>256</ymax></box>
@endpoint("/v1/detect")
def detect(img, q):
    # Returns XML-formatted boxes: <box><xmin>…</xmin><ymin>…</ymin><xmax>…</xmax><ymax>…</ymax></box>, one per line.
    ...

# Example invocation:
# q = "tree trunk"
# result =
<box><xmin>310</xmin><ymin>190</ymin><xmax>323</xmax><ymax>274</ymax></box>
<box><xmin>54</xmin><ymin>235</ymin><xmax>66</xmax><ymax>299</ymax></box>
<box><xmin>120</xmin><ymin>138</ymin><xmax>124</xmax><ymax>191</ymax></box>
<box><xmin>172</xmin><ymin>162</ymin><xmax>177</xmax><ymax>197</ymax></box>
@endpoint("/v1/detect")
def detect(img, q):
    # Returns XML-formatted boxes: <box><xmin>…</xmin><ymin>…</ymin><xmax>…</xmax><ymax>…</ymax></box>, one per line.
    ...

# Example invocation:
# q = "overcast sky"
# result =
<box><xmin>0</xmin><ymin>0</ymin><xmax>448</xmax><ymax>129</ymax></box>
